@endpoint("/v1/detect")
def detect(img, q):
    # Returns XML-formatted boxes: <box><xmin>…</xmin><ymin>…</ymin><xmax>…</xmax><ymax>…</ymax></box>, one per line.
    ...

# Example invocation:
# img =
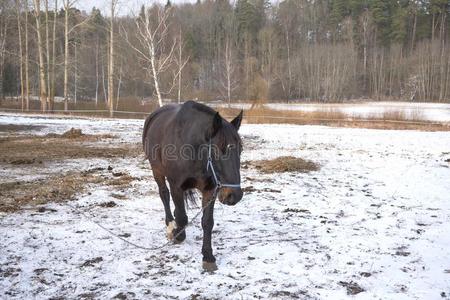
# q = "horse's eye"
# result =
<box><xmin>223</xmin><ymin>144</ymin><xmax>231</xmax><ymax>154</ymax></box>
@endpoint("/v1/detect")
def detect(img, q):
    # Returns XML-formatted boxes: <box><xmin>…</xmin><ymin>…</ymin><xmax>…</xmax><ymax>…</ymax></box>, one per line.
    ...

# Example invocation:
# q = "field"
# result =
<box><xmin>1</xmin><ymin>113</ymin><xmax>450</xmax><ymax>299</ymax></box>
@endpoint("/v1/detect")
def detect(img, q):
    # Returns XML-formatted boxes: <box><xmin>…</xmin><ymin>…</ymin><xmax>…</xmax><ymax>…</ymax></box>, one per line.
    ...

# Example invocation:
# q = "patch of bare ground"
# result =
<box><xmin>0</xmin><ymin>169</ymin><xmax>138</xmax><ymax>212</ymax></box>
<box><xmin>248</xmin><ymin>156</ymin><xmax>320</xmax><ymax>173</ymax></box>
<box><xmin>218</xmin><ymin>107</ymin><xmax>450</xmax><ymax>131</ymax></box>
<box><xmin>338</xmin><ymin>281</ymin><xmax>365</xmax><ymax>295</ymax></box>
<box><xmin>0</xmin><ymin>128</ymin><xmax>140</xmax><ymax>165</ymax></box>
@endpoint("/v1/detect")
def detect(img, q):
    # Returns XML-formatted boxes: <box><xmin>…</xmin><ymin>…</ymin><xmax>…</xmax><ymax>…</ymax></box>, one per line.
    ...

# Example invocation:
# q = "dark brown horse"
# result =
<box><xmin>143</xmin><ymin>101</ymin><xmax>243</xmax><ymax>271</ymax></box>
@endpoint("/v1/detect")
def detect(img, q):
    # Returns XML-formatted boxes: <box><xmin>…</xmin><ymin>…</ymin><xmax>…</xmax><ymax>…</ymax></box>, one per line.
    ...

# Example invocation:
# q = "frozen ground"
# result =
<box><xmin>1</xmin><ymin>113</ymin><xmax>450</xmax><ymax>299</ymax></box>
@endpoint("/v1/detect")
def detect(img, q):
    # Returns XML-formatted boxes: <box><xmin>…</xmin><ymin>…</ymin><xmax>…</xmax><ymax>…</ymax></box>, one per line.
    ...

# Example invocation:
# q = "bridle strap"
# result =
<box><xmin>207</xmin><ymin>139</ymin><xmax>241</xmax><ymax>190</ymax></box>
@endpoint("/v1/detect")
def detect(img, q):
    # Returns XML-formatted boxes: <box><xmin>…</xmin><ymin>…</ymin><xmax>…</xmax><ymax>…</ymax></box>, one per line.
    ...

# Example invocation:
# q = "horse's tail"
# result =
<box><xmin>183</xmin><ymin>189</ymin><xmax>198</xmax><ymax>209</ymax></box>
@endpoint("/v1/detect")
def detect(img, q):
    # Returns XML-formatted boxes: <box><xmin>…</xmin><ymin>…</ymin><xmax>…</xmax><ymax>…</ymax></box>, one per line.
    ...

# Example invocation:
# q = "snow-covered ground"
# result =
<box><xmin>212</xmin><ymin>101</ymin><xmax>450</xmax><ymax>123</ymax></box>
<box><xmin>1</xmin><ymin>113</ymin><xmax>450</xmax><ymax>299</ymax></box>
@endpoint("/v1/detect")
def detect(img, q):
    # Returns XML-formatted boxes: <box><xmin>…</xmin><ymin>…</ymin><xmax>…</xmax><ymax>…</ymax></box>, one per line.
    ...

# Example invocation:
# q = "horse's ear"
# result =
<box><xmin>231</xmin><ymin>110</ymin><xmax>243</xmax><ymax>131</ymax></box>
<box><xmin>210</xmin><ymin>112</ymin><xmax>222</xmax><ymax>138</ymax></box>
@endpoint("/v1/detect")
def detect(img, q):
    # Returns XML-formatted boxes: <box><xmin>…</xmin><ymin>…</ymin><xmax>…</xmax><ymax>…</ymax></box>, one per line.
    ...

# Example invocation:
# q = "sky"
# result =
<box><xmin>76</xmin><ymin>0</ymin><xmax>197</xmax><ymax>16</ymax></box>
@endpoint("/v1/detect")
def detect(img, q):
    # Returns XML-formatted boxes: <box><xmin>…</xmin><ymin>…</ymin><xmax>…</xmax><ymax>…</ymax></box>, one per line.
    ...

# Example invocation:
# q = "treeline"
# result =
<box><xmin>0</xmin><ymin>0</ymin><xmax>449</xmax><ymax>112</ymax></box>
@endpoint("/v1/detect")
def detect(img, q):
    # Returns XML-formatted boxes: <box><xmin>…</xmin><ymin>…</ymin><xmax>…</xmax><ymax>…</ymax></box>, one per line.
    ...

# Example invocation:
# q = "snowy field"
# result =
<box><xmin>213</xmin><ymin>101</ymin><xmax>450</xmax><ymax>123</ymax></box>
<box><xmin>1</xmin><ymin>113</ymin><xmax>450</xmax><ymax>299</ymax></box>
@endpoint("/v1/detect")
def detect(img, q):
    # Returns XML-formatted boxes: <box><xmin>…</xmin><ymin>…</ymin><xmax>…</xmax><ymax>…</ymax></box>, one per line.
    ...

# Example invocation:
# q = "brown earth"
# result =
<box><xmin>0</xmin><ymin>129</ymin><xmax>140</xmax><ymax>165</ymax></box>
<box><xmin>0</xmin><ymin>128</ymin><xmax>142</xmax><ymax>212</ymax></box>
<box><xmin>0</xmin><ymin>169</ymin><xmax>138</xmax><ymax>213</ymax></box>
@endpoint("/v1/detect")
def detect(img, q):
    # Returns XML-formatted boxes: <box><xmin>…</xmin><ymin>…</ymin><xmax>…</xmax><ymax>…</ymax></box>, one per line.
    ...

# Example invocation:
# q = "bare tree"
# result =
<box><xmin>124</xmin><ymin>5</ymin><xmax>176</xmax><ymax>107</ymax></box>
<box><xmin>174</xmin><ymin>28</ymin><xmax>189</xmax><ymax>104</ymax></box>
<box><xmin>0</xmin><ymin>1</ymin><xmax>10</xmax><ymax>101</ymax></box>
<box><xmin>33</xmin><ymin>0</ymin><xmax>48</xmax><ymax>111</ymax></box>
<box><xmin>15</xmin><ymin>0</ymin><xmax>25</xmax><ymax>109</ymax></box>
<box><xmin>220</xmin><ymin>35</ymin><xmax>238</xmax><ymax>107</ymax></box>
<box><xmin>44</xmin><ymin>0</ymin><xmax>50</xmax><ymax>109</ymax></box>
<box><xmin>24</xmin><ymin>0</ymin><xmax>30</xmax><ymax>110</ymax></box>
<box><xmin>50</xmin><ymin>0</ymin><xmax>56</xmax><ymax>107</ymax></box>
<box><xmin>63</xmin><ymin>0</ymin><xmax>90</xmax><ymax>111</ymax></box>
<box><xmin>108</xmin><ymin>0</ymin><xmax>118</xmax><ymax>116</ymax></box>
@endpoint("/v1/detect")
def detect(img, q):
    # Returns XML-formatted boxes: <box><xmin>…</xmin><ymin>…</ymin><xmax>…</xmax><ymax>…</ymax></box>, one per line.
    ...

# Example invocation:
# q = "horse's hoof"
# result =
<box><xmin>173</xmin><ymin>229</ymin><xmax>186</xmax><ymax>244</ymax></box>
<box><xmin>202</xmin><ymin>261</ymin><xmax>218</xmax><ymax>272</ymax></box>
<box><xmin>166</xmin><ymin>221</ymin><xmax>177</xmax><ymax>240</ymax></box>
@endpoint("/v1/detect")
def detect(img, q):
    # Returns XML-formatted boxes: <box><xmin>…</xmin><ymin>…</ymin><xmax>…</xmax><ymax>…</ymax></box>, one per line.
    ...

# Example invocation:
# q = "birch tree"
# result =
<box><xmin>15</xmin><ymin>0</ymin><xmax>25</xmax><ymax>109</ymax></box>
<box><xmin>50</xmin><ymin>0</ymin><xmax>56</xmax><ymax>107</ymax></box>
<box><xmin>174</xmin><ymin>29</ymin><xmax>189</xmax><ymax>103</ymax></box>
<box><xmin>24</xmin><ymin>0</ymin><xmax>30</xmax><ymax>110</ymax></box>
<box><xmin>220</xmin><ymin>36</ymin><xmax>238</xmax><ymax>107</ymax></box>
<box><xmin>124</xmin><ymin>5</ymin><xmax>176</xmax><ymax>107</ymax></box>
<box><xmin>108</xmin><ymin>0</ymin><xmax>118</xmax><ymax>116</ymax></box>
<box><xmin>63</xmin><ymin>0</ymin><xmax>90</xmax><ymax>111</ymax></box>
<box><xmin>33</xmin><ymin>0</ymin><xmax>48</xmax><ymax>111</ymax></box>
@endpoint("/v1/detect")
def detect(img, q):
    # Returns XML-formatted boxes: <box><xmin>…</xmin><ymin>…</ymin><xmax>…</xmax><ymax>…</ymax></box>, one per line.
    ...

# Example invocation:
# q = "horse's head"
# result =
<box><xmin>208</xmin><ymin>110</ymin><xmax>243</xmax><ymax>206</ymax></box>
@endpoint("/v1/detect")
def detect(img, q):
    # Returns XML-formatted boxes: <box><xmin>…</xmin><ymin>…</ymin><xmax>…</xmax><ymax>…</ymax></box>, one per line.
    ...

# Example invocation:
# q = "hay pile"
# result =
<box><xmin>249</xmin><ymin>156</ymin><xmax>319</xmax><ymax>173</ymax></box>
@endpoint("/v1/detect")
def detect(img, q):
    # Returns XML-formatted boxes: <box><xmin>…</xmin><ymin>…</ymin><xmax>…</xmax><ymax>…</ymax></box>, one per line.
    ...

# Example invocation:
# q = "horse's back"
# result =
<box><xmin>143</xmin><ymin>104</ymin><xmax>179</xmax><ymax>161</ymax></box>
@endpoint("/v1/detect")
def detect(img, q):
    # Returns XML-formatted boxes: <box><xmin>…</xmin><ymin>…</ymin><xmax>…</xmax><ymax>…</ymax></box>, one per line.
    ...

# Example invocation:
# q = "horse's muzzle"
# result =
<box><xmin>220</xmin><ymin>188</ymin><xmax>243</xmax><ymax>206</ymax></box>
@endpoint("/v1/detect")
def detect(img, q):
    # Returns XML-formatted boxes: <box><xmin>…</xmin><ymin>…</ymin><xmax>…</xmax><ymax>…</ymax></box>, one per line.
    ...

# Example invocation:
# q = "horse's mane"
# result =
<box><xmin>181</xmin><ymin>100</ymin><xmax>216</xmax><ymax>116</ymax></box>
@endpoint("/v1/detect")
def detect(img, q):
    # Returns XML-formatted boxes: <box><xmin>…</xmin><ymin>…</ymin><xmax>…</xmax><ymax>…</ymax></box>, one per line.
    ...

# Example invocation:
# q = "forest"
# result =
<box><xmin>0</xmin><ymin>0</ymin><xmax>449</xmax><ymax>113</ymax></box>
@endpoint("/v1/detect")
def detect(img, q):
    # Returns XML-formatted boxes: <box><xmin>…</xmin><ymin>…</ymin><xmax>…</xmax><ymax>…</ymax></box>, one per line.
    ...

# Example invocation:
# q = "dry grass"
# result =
<box><xmin>218</xmin><ymin>106</ymin><xmax>450</xmax><ymax>131</ymax></box>
<box><xmin>0</xmin><ymin>129</ymin><xmax>140</xmax><ymax>165</ymax></box>
<box><xmin>0</xmin><ymin>127</ymin><xmax>142</xmax><ymax>213</ymax></box>
<box><xmin>249</xmin><ymin>156</ymin><xmax>320</xmax><ymax>174</ymax></box>
<box><xmin>0</xmin><ymin>169</ymin><xmax>138</xmax><ymax>212</ymax></box>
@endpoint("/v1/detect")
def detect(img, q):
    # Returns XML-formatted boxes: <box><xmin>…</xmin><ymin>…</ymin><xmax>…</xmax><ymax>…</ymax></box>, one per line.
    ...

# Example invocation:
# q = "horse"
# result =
<box><xmin>142</xmin><ymin>100</ymin><xmax>244</xmax><ymax>271</ymax></box>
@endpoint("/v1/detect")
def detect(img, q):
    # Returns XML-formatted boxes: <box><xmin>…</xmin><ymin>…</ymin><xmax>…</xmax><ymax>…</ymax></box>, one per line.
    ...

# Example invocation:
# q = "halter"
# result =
<box><xmin>206</xmin><ymin>139</ymin><xmax>241</xmax><ymax>194</ymax></box>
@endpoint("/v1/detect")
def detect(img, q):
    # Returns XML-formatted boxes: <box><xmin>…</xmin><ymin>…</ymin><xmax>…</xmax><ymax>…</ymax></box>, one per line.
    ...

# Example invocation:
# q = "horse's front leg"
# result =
<box><xmin>201</xmin><ymin>195</ymin><xmax>217</xmax><ymax>272</ymax></box>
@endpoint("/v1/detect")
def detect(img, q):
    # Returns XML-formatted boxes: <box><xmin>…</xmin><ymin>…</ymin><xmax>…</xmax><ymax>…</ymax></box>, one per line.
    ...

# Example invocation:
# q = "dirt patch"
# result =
<box><xmin>80</xmin><ymin>257</ymin><xmax>103</xmax><ymax>267</ymax></box>
<box><xmin>0</xmin><ymin>170</ymin><xmax>138</xmax><ymax>212</ymax></box>
<box><xmin>0</xmin><ymin>134</ymin><xmax>140</xmax><ymax>165</ymax></box>
<box><xmin>248</xmin><ymin>156</ymin><xmax>320</xmax><ymax>173</ymax></box>
<box><xmin>338</xmin><ymin>281</ymin><xmax>365</xmax><ymax>295</ymax></box>
<box><xmin>45</xmin><ymin>127</ymin><xmax>115</xmax><ymax>140</ymax></box>
<box><xmin>99</xmin><ymin>201</ymin><xmax>117</xmax><ymax>208</ymax></box>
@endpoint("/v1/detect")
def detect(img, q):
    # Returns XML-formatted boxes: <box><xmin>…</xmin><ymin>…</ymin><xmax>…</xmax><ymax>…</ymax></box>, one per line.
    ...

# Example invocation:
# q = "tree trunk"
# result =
<box><xmin>45</xmin><ymin>0</ymin><xmax>51</xmax><ymax>110</ymax></box>
<box><xmin>15</xmin><ymin>0</ymin><xmax>25</xmax><ymax>110</ymax></box>
<box><xmin>25</xmin><ymin>0</ymin><xmax>30</xmax><ymax>110</ymax></box>
<box><xmin>150</xmin><ymin>44</ymin><xmax>163</xmax><ymax>107</ymax></box>
<box><xmin>285</xmin><ymin>26</ymin><xmax>291</xmax><ymax>102</ymax></box>
<box><xmin>50</xmin><ymin>0</ymin><xmax>57</xmax><ymax>108</ymax></box>
<box><xmin>177</xmin><ymin>30</ymin><xmax>182</xmax><ymax>104</ymax></box>
<box><xmin>411</xmin><ymin>12</ymin><xmax>417</xmax><ymax>52</ymax></box>
<box><xmin>34</xmin><ymin>0</ymin><xmax>48</xmax><ymax>112</ymax></box>
<box><xmin>95</xmin><ymin>35</ymin><xmax>99</xmax><ymax>106</ymax></box>
<box><xmin>74</xmin><ymin>42</ymin><xmax>77</xmax><ymax>104</ymax></box>
<box><xmin>116</xmin><ymin>63</ymin><xmax>122</xmax><ymax>110</ymax></box>
<box><xmin>108</xmin><ymin>0</ymin><xmax>115</xmax><ymax>117</ymax></box>
<box><xmin>64</xmin><ymin>0</ymin><xmax>69</xmax><ymax>111</ymax></box>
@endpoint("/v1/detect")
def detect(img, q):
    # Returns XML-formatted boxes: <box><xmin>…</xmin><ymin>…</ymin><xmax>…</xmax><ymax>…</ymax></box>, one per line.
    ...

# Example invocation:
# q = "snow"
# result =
<box><xmin>1</xmin><ymin>113</ymin><xmax>450</xmax><ymax>299</ymax></box>
<box><xmin>212</xmin><ymin>101</ymin><xmax>450</xmax><ymax>123</ymax></box>
<box><xmin>266</xmin><ymin>102</ymin><xmax>450</xmax><ymax>123</ymax></box>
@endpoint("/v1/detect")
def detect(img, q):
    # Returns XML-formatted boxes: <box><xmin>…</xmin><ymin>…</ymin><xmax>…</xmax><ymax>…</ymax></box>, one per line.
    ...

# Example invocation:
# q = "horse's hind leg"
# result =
<box><xmin>152</xmin><ymin>169</ymin><xmax>175</xmax><ymax>238</ymax></box>
<box><xmin>168</xmin><ymin>183</ymin><xmax>188</xmax><ymax>243</ymax></box>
